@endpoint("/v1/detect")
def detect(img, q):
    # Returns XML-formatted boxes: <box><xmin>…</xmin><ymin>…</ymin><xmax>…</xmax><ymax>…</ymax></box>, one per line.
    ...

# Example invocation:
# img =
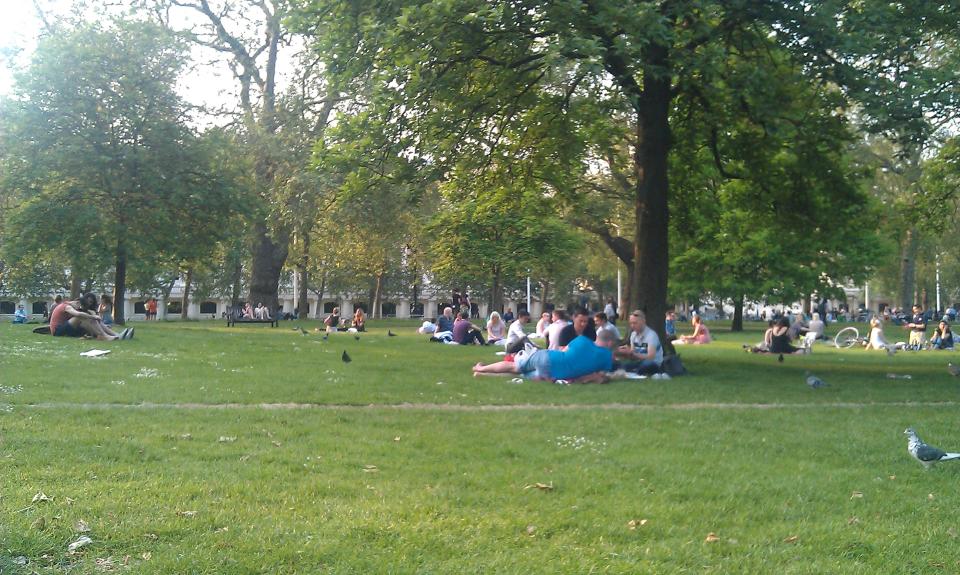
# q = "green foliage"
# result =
<box><xmin>0</xmin><ymin>20</ymin><xmax>244</xmax><ymax>303</ymax></box>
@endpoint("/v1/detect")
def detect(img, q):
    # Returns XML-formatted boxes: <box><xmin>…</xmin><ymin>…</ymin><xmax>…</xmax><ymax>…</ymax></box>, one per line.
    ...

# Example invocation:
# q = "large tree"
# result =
<box><xmin>0</xmin><ymin>20</ymin><xmax>230</xmax><ymax>323</ymax></box>
<box><xmin>140</xmin><ymin>0</ymin><xmax>340</xmax><ymax>312</ymax></box>
<box><xmin>300</xmin><ymin>0</ymin><xmax>952</xmax><ymax>338</ymax></box>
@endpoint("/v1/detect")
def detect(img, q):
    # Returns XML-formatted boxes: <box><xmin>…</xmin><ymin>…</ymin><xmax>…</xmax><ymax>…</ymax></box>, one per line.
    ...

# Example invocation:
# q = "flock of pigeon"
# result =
<box><xmin>292</xmin><ymin>325</ymin><xmax>398</xmax><ymax>364</ymax></box>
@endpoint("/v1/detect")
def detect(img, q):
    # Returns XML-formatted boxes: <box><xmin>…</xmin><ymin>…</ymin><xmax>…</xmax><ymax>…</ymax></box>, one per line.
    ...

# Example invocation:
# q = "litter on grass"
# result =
<box><xmin>68</xmin><ymin>535</ymin><xmax>93</xmax><ymax>553</ymax></box>
<box><xmin>80</xmin><ymin>349</ymin><xmax>111</xmax><ymax>358</ymax></box>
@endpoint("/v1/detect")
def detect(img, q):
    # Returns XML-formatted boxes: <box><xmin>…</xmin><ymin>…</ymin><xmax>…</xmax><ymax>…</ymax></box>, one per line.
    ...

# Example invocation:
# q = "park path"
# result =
<box><xmin>21</xmin><ymin>400</ymin><xmax>960</xmax><ymax>411</ymax></box>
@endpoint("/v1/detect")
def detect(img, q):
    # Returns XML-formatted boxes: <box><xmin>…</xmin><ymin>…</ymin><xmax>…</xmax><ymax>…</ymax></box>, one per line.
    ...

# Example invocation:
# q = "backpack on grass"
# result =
<box><xmin>661</xmin><ymin>353</ymin><xmax>687</xmax><ymax>377</ymax></box>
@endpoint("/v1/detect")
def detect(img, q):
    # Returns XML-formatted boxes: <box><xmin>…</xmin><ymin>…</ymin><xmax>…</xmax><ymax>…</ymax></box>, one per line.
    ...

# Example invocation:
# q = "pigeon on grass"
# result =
<box><xmin>341</xmin><ymin>350</ymin><xmax>352</xmax><ymax>363</ymax></box>
<box><xmin>354</xmin><ymin>334</ymin><xmax>361</xmax><ymax>341</ymax></box>
<box><xmin>948</xmin><ymin>363</ymin><xmax>960</xmax><ymax>377</ymax></box>
<box><xmin>778</xmin><ymin>354</ymin><xmax>784</xmax><ymax>363</ymax></box>
<box><xmin>804</xmin><ymin>371</ymin><xmax>828</xmax><ymax>389</ymax></box>
<box><xmin>904</xmin><ymin>427</ymin><xmax>960</xmax><ymax>469</ymax></box>
<box><xmin>388</xmin><ymin>330</ymin><xmax>397</xmax><ymax>337</ymax></box>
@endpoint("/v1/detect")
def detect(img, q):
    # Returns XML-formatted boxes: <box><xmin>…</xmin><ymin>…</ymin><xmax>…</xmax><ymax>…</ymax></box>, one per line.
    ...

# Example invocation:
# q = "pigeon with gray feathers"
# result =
<box><xmin>341</xmin><ymin>350</ymin><xmax>352</xmax><ymax>363</ymax></box>
<box><xmin>804</xmin><ymin>371</ymin><xmax>828</xmax><ymax>389</ymax></box>
<box><xmin>904</xmin><ymin>427</ymin><xmax>960</xmax><ymax>469</ymax></box>
<box><xmin>948</xmin><ymin>362</ymin><xmax>960</xmax><ymax>377</ymax></box>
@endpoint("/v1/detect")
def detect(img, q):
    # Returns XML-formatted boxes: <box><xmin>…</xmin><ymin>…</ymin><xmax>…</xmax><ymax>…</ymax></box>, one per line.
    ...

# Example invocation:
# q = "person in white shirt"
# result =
<box><xmin>534</xmin><ymin>312</ymin><xmax>552</xmax><ymax>338</ymax></box>
<box><xmin>545</xmin><ymin>309</ymin><xmax>569</xmax><ymax>350</ymax></box>
<box><xmin>486</xmin><ymin>311</ymin><xmax>507</xmax><ymax>344</ymax></box>
<box><xmin>593</xmin><ymin>312</ymin><xmax>621</xmax><ymax>341</ymax></box>
<box><xmin>807</xmin><ymin>312</ymin><xmax>826</xmax><ymax>340</ymax></box>
<box><xmin>615</xmin><ymin>310</ymin><xmax>663</xmax><ymax>375</ymax></box>
<box><xmin>504</xmin><ymin>310</ymin><xmax>532</xmax><ymax>354</ymax></box>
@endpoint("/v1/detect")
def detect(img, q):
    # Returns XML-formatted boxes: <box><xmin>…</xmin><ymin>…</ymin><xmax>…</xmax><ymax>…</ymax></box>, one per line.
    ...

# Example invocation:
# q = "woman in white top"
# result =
<box><xmin>807</xmin><ymin>312</ymin><xmax>825</xmax><ymax>339</ymax></box>
<box><xmin>535</xmin><ymin>312</ymin><xmax>552</xmax><ymax>338</ymax></box>
<box><xmin>486</xmin><ymin>311</ymin><xmax>507</xmax><ymax>344</ymax></box>
<box><xmin>867</xmin><ymin>316</ymin><xmax>894</xmax><ymax>351</ymax></box>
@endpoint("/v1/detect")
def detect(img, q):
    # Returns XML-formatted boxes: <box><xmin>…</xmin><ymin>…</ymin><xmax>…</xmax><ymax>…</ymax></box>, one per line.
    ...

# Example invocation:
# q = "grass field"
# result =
<box><xmin>3</xmin><ymin>318</ymin><xmax>960</xmax><ymax>573</ymax></box>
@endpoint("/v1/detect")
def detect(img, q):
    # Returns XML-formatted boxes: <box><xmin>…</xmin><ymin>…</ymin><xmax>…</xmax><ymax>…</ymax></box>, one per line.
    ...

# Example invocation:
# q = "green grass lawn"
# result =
<box><xmin>3</xmin><ymin>319</ymin><xmax>960</xmax><ymax>573</ymax></box>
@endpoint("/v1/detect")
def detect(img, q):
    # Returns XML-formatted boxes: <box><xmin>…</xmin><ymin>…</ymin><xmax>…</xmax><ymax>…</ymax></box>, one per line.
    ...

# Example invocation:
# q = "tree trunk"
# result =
<box><xmin>541</xmin><ymin>280</ymin><xmax>550</xmax><ymax>313</ymax></box>
<box><xmin>731</xmin><ymin>295</ymin><xmax>744</xmax><ymax>332</ymax></box>
<box><xmin>231</xmin><ymin>259</ymin><xmax>242</xmax><ymax>306</ymax></box>
<box><xmin>899</xmin><ymin>227</ymin><xmax>918</xmax><ymax>310</ymax></box>
<box><xmin>70</xmin><ymin>273</ymin><xmax>81</xmax><ymax>300</ymax></box>
<box><xmin>297</xmin><ymin>232</ymin><xmax>310</xmax><ymax>319</ymax></box>
<box><xmin>491</xmin><ymin>265</ymin><xmax>503</xmax><ymax>313</ymax></box>
<box><xmin>112</xmin><ymin>237</ymin><xmax>127</xmax><ymax>325</ymax></box>
<box><xmin>372</xmin><ymin>272</ymin><xmax>384</xmax><ymax>319</ymax></box>
<box><xmin>181</xmin><ymin>267</ymin><xmax>192</xmax><ymax>320</ymax></box>
<box><xmin>631</xmin><ymin>43</ymin><xmax>672</xmax><ymax>340</ymax></box>
<box><xmin>248</xmin><ymin>221</ymin><xmax>289</xmax><ymax>312</ymax></box>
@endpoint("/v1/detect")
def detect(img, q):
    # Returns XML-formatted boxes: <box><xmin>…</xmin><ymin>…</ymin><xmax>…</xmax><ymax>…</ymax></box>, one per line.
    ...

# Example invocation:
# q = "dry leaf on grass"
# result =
<box><xmin>94</xmin><ymin>556</ymin><xmax>115</xmax><ymax>571</ymax></box>
<box><xmin>142</xmin><ymin>552</ymin><xmax>152</xmax><ymax>561</ymax></box>
<box><xmin>628</xmin><ymin>519</ymin><xmax>648</xmax><ymax>530</ymax></box>
<box><xmin>68</xmin><ymin>535</ymin><xmax>93</xmax><ymax>553</ymax></box>
<box><xmin>179</xmin><ymin>434</ymin><xmax>192</xmax><ymax>440</ymax></box>
<box><xmin>218</xmin><ymin>436</ymin><xmax>237</xmax><ymax>443</ymax></box>
<box><xmin>847</xmin><ymin>517</ymin><xmax>860</xmax><ymax>525</ymax></box>
<box><xmin>31</xmin><ymin>516</ymin><xmax>46</xmax><ymax>530</ymax></box>
<box><xmin>928</xmin><ymin>493</ymin><xmax>936</xmax><ymax>501</ymax></box>
<box><xmin>13</xmin><ymin>556</ymin><xmax>28</xmax><ymax>566</ymax></box>
<box><xmin>215</xmin><ymin>526</ymin><xmax>229</xmax><ymax>533</ymax></box>
<box><xmin>76</xmin><ymin>519</ymin><xmax>91</xmax><ymax>533</ymax></box>
<box><xmin>362</xmin><ymin>465</ymin><xmax>379</xmax><ymax>473</ymax></box>
<box><xmin>32</xmin><ymin>491</ymin><xmax>53</xmax><ymax>503</ymax></box>
<box><xmin>704</xmin><ymin>532</ymin><xmax>720</xmax><ymax>543</ymax></box>
<box><xmin>783</xmin><ymin>535</ymin><xmax>799</xmax><ymax>544</ymax></box>
<box><xmin>394</xmin><ymin>436</ymin><xmax>401</xmax><ymax>442</ymax></box>
<box><xmin>850</xmin><ymin>491</ymin><xmax>864</xmax><ymax>499</ymax></box>
<box><xmin>524</xmin><ymin>482</ymin><xmax>554</xmax><ymax>491</ymax></box>
<box><xmin>143</xmin><ymin>533</ymin><xmax>158</xmax><ymax>540</ymax></box>
<box><xmin>948</xmin><ymin>527</ymin><xmax>958</xmax><ymax>539</ymax></box>
<box><xmin>526</xmin><ymin>525</ymin><xmax>536</xmax><ymax>536</ymax></box>
<box><xmin>176</xmin><ymin>510</ymin><xmax>197</xmax><ymax>518</ymax></box>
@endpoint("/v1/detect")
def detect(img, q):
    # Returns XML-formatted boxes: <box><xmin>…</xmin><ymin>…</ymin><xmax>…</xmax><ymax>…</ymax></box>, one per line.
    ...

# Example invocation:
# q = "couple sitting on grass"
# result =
<box><xmin>473</xmin><ymin>310</ymin><xmax>664</xmax><ymax>383</ymax></box>
<box><xmin>50</xmin><ymin>293</ymin><xmax>135</xmax><ymax>341</ymax></box>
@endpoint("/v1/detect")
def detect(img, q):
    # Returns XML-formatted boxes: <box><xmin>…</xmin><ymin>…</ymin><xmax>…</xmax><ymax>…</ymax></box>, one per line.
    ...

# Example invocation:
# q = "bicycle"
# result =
<box><xmin>833</xmin><ymin>326</ymin><xmax>868</xmax><ymax>349</ymax></box>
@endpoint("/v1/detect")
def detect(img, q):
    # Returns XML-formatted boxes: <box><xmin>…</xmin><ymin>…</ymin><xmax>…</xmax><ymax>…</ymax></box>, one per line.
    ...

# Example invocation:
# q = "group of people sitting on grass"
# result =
<box><xmin>866</xmin><ymin>304</ymin><xmax>953</xmax><ymax>352</ymax></box>
<box><xmin>745</xmin><ymin>314</ymin><xmax>823</xmax><ymax>355</ymax></box>
<box><xmin>49</xmin><ymin>292</ymin><xmax>135</xmax><ymax>341</ymax></box>
<box><xmin>472</xmin><ymin>309</ymin><xmax>668</xmax><ymax>383</ymax></box>
<box><xmin>322</xmin><ymin>306</ymin><xmax>366</xmax><ymax>333</ymax></box>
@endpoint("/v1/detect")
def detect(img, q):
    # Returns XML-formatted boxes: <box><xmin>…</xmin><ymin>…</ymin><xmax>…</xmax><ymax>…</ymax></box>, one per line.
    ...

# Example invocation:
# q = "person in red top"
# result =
<box><xmin>145</xmin><ymin>297</ymin><xmax>158</xmax><ymax>320</ymax></box>
<box><xmin>50</xmin><ymin>293</ymin><xmax>132</xmax><ymax>340</ymax></box>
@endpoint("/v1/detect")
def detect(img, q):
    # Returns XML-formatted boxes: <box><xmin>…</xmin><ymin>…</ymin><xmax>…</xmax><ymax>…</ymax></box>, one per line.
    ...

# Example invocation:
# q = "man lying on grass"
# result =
<box><xmin>50</xmin><ymin>292</ymin><xmax>133</xmax><ymax>341</ymax></box>
<box><xmin>472</xmin><ymin>329</ymin><xmax>617</xmax><ymax>383</ymax></box>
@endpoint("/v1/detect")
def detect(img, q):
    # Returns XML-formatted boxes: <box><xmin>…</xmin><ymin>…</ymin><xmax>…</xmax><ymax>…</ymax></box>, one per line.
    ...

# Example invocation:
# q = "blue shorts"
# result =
<box><xmin>516</xmin><ymin>349</ymin><xmax>551</xmax><ymax>380</ymax></box>
<box><xmin>53</xmin><ymin>322</ymin><xmax>82</xmax><ymax>337</ymax></box>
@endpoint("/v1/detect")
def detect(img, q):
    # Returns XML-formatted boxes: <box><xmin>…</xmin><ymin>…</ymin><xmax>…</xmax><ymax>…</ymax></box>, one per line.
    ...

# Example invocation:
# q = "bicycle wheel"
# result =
<box><xmin>834</xmin><ymin>326</ymin><xmax>860</xmax><ymax>348</ymax></box>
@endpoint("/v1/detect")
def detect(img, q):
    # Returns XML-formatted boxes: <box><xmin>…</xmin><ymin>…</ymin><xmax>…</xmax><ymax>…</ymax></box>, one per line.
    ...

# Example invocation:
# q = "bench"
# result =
<box><xmin>226</xmin><ymin>306</ymin><xmax>277</xmax><ymax>328</ymax></box>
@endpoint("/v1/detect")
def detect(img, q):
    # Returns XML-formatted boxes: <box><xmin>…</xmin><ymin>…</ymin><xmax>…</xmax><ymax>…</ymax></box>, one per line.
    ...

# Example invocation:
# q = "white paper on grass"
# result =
<box><xmin>80</xmin><ymin>349</ymin><xmax>111</xmax><ymax>357</ymax></box>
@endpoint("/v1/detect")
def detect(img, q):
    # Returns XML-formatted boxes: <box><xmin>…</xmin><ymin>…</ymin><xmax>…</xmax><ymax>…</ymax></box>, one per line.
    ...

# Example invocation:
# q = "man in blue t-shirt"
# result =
<box><xmin>472</xmin><ymin>331</ymin><xmax>616</xmax><ymax>381</ymax></box>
